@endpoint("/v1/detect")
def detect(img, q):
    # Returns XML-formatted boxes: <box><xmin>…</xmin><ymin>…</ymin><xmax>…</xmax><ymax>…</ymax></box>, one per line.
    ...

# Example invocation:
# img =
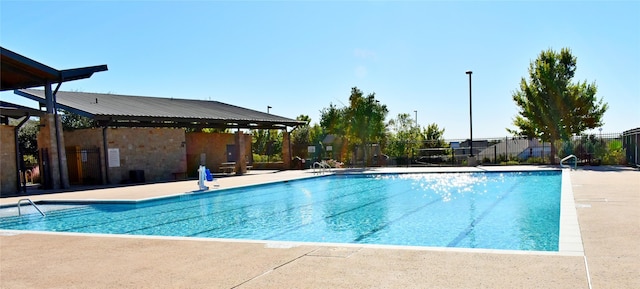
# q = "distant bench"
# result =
<box><xmin>220</xmin><ymin>162</ymin><xmax>236</xmax><ymax>174</ymax></box>
<box><xmin>171</xmin><ymin>171</ymin><xmax>187</xmax><ymax>180</ymax></box>
<box><xmin>219</xmin><ymin>162</ymin><xmax>253</xmax><ymax>174</ymax></box>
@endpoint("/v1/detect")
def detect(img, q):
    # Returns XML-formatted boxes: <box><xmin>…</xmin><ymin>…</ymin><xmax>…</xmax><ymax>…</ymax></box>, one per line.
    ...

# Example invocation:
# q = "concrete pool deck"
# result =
<box><xmin>1</xmin><ymin>166</ymin><xmax>638</xmax><ymax>288</ymax></box>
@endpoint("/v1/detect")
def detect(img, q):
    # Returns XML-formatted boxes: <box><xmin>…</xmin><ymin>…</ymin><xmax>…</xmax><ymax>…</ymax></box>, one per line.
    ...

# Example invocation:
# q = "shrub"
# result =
<box><xmin>601</xmin><ymin>140</ymin><xmax>625</xmax><ymax>165</ymax></box>
<box><xmin>252</xmin><ymin>154</ymin><xmax>282</xmax><ymax>163</ymax></box>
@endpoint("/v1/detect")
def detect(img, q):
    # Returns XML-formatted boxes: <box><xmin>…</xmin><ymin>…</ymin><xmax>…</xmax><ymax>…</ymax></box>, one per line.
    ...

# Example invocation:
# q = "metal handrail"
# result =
<box><xmin>17</xmin><ymin>198</ymin><xmax>46</xmax><ymax>217</ymax></box>
<box><xmin>312</xmin><ymin>161</ymin><xmax>331</xmax><ymax>174</ymax></box>
<box><xmin>560</xmin><ymin>154</ymin><xmax>577</xmax><ymax>170</ymax></box>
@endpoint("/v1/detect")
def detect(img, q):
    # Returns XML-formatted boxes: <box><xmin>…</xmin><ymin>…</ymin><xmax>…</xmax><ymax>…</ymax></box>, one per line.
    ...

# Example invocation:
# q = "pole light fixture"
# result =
<box><xmin>465</xmin><ymin>70</ymin><xmax>473</xmax><ymax>157</ymax></box>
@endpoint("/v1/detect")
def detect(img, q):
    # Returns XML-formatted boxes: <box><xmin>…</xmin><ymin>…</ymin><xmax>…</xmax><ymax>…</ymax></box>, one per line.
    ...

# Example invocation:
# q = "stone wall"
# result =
<box><xmin>0</xmin><ymin>125</ymin><xmax>17</xmax><ymax>194</ymax></box>
<box><xmin>105</xmin><ymin>128</ymin><xmax>186</xmax><ymax>184</ymax></box>
<box><xmin>185</xmin><ymin>132</ymin><xmax>252</xmax><ymax>175</ymax></box>
<box><xmin>64</xmin><ymin>128</ymin><xmax>103</xmax><ymax>148</ymax></box>
<box><xmin>63</xmin><ymin>128</ymin><xmax>105</xmax><ymax>185</ymax></box>
<box><xmin>65</xmin><ymin>127</ymin><xmax>187</xmax><ymax>184</ymax></box>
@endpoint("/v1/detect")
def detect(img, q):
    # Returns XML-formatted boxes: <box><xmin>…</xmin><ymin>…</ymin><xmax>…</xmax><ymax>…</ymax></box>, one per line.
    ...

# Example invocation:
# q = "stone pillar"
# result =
<box><xmin>282</xmin><ymin>131</ymin><xmax>291</xmax><ymax>170</ymax></box>
<box><xmin>38</xmin><ymin>114</ymin><xmax>70</xmax><ymax>189</ymax></box>
<box><xmin>235</xmin><ymin>130</ymin><xmax>246</xmax><ymax>175</ymax></box>
<box><xmin>0</xmin><ymin>125</ymin><xmax>18</xmax><ymax>194</ymax></box>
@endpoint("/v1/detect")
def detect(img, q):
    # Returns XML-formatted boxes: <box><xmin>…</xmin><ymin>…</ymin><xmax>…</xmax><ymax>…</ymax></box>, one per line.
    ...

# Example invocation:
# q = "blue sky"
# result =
<box><xmin>1</xmin><ymin>1</ymin><xmax>638</xmax><ymax>139</ymax></box>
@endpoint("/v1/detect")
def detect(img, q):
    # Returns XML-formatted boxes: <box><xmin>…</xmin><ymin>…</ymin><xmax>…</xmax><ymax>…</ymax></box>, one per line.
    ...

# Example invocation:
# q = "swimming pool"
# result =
<box><xmin>0</xmin><ymin>171</ymin><xmax>562</xmax><ymax>251</ymax></box>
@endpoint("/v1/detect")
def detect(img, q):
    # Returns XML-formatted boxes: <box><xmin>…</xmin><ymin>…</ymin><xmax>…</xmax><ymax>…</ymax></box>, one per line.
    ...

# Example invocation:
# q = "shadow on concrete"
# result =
<box><xmin>1</xmin><ymin>169</ymin><xmax>283</xmax><ymax>199</ymax></box>
<box><xmin>576</xmin><ymin>165</ymin><xmax>639</xmax><ymax>172</ymax></box>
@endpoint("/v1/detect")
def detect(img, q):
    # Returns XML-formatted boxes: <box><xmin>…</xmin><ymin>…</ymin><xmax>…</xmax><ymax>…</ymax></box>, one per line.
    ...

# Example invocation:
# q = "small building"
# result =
<box><xmin>623</xmin><ymin>127</ymin><xmax>640</xmax><ymax>167</ymax></box>
<box><xmin>1</xmin><ymin>46</ymin><xmax>107</xmax><ymax>194</ymax></box>
<box><xmin>14</xmin><ymin>89</ymin><xmax>304</xmax><ymax>189</ymax></box>
<box><xmin>0</xmin><ymin>46</ymin><xmax>304</xmax><ymax>195</ymax></box>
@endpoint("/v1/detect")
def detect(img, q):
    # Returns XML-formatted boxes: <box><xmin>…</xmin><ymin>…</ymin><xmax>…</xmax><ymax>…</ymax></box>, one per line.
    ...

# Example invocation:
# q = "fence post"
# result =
<box><xmin>505</xmin><ymin>136</ymin><xmax>508</xmax><ymax>162</ymax></box>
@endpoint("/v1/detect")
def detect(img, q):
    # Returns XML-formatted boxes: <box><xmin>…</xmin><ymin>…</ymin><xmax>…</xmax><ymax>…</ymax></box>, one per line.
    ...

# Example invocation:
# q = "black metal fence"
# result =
<box><xmin>383</xmin><ymin>132</ymin><xmax>628</xmax><ymax>166</ymax></box>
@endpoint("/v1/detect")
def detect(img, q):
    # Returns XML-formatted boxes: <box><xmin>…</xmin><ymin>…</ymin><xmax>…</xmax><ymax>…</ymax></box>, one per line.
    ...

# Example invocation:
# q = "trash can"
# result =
<box><xmin>129</xmin><ymin>170</ymin><xmax>145</xmax><ymax>183</ymax></box>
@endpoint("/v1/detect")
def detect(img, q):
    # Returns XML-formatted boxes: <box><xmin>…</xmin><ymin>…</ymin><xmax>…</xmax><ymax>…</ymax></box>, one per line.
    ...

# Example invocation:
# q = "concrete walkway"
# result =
<box><xmin>1</xmin><ymin>166</ymin><xmax>638</xmax><ymax>288</ymax></box>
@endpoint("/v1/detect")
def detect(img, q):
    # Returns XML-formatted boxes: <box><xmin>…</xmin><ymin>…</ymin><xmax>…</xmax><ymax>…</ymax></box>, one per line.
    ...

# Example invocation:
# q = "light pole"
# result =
<box><xmin>267</xmin><ymin>106</ymin><xmax>272</xmax><ymax>162</ymax></box>
<box><xmin>414</xmin><ymin>110</ymin><xmax>418</xmax><ymax>127</ymax></box>
<box><xmin>465</xmin><ymin>70</ymin><xmax>473</xmax><ymax>158</ymax></box>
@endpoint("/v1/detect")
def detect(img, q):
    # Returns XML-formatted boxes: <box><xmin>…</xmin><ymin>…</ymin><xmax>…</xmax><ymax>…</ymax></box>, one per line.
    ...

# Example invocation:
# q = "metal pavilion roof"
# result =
<box><xmin>0</xmin><ymin>101</ymin><xmax>44</xmax><ymax>123</ymax></box>
<box><xmin>15</xmin><ymin>89</ymin><xmax>305</xmax><ymax>130</ymax></box>
<box><xmin>1</xmin><ymin>47</ymin><xmax>107</xmax><ymax>91</ymax></box>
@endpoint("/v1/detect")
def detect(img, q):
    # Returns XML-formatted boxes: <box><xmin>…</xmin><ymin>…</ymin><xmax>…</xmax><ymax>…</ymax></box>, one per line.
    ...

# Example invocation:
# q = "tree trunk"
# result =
<box><xmin>549</xmin><ymin>138</ymin><xmax>558</xmax><ymax>165</ymax></box>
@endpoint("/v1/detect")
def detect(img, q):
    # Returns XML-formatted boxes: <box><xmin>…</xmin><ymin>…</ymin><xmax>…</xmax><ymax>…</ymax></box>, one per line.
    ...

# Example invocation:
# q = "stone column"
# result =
<box><xmin>38</xmin><ymin>114</ymin><xmax>70</xmax><ymax>189</ymax></box>
<box><xmin>0</xmin><ymin>125</ymin><xmax>18</xmax><ymax>193</ymax></box>
<box><xmin>235</xmin><ymin>130</ymin><xmax>246</xmax><ymax>175</ymax></box>
<box><xmin>282</xmin><ymin>131</ymin><xmax>291</xmax><ymax>170</ymax></box>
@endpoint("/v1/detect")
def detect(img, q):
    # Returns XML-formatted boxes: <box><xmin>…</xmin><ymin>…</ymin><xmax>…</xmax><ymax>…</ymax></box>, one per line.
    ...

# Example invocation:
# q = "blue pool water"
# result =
<box><xmin>0</xmin><ymin>171</ymin><xmax>562</xmax><ymax>251</ymax></box>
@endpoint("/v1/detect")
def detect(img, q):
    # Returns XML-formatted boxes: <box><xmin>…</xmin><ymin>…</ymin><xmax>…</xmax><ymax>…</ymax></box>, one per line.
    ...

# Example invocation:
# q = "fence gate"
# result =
<box><xmin>66</xmin><ymin>146</ymin><xmax>103</xmax><ymax>185</ymax></box>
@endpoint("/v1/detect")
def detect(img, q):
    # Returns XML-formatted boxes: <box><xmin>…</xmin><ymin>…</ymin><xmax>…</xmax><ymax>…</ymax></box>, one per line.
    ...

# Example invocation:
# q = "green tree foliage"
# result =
<box><xmin>386</xmin><ymin>113</ymin><xmax>421</xmax><ymax>160</ymax></box>
<box><xmin>509</xmin><ymin>48</ymin><xmax>608</xmax><ymax>163</ymax></box>
<box><xmin>186</xmin><ymin>127</ymin><xmax>230</xmax><ymax>133</ymax></box>
<box><xmin>320</xmin><ymin>87</ymin><xmax>388</xmax><ymax>165</ymax></box>
<box><xmin>252</xmin><ymin>128</ymin><xmax>282</xmax><ymax>160</ymax></box>
<box><xmin>422</xmin><ymin>123</ymin><xmax>446</xmax><ymax>148</ymax></box>
<box><xmin>291</xmin><ymin>114</ymin><xmax>311</xmax><ymax>145</ymax></box>
<box><xmin>60</xmin><ymin>110</ymin><xmax>96</xmax><ymax>130</ymax></box>
<box><xmin>320</xmin><ymin>103</ymin><xmax>346</xmax><ymax>136</ymax></box>
<box><xmin>291</xmin><ymin>115</ymin><xmax>324</xmax><ymax>159</ymax></box>
<box><xmin>345</xmin><ymin>87</ymin><xmax>388</xmax><ymax>165</ymax></box>
<box><xmin>309</xmin><ymin>123</ymin><xmax>323</xmax><ymax>146</ymax></box>
<box><xmin>13</xmin><ymin>118</ymin><xmax>39</xmax><ymax>165</ymax></box>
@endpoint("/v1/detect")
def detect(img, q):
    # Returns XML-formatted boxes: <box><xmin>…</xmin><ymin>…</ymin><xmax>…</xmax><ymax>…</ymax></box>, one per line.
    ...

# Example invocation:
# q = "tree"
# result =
<box><xmin>60</xmin><ymin>110</ymin><xmax>96</xmax><ymax>130</ymax></box>
<box><xmin>319</xmin><ymin>87</ymin><xmax>388</xmax><ymax>165</ymax></box>
<box><xmin>345</xmin><ymin>87</ymin><xmax>388</xmax><ymax>166</ymax></box>
<box><xmin>509</xmin><ymin>48</ymin><xmax>608</xmax><ymax>163</ymax></box>
<box><xmin>422</xmin><ymin>123</ymin><xmax>446</xmax><ymax>148</ymax></box>
<box><xmin>320</xmin><ymin>103</ymin><xmax>346</xmax><ymax>136</ymax></box>
<box><xmin>291</xmin><ymin>115</ymin><xmax>323</xmax><ymax>159</ymax></box>
<box><xmin>320</xmin><ymin>102</ymin><xmax>349</xmax><ymax>162</ymax></box>
<box><xmin>291</xmin><ymin>114</ymin><xmax>311</xmax><ymax>145</ymax></box>
<box><xmin>12</xmin><ymin>118</ymin><xmax>39</xmax><ymax>166</ymax></box>
<box><xmin>386</xmin><ymin>113</ymin><xmax>421</xmax><ymax>163</ymax></box>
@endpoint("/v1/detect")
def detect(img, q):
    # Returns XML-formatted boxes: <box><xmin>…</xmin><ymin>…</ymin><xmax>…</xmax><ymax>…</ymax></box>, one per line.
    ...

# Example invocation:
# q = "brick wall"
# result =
<box><xmin>64</xmin><ymin>128</ymin><xmax>102</xmax><ymax>148</ymax></box>
<box><xmin>0</xmin><ymin>125</ymin><xmax>17</xmax><ymax>194</ymax></box>
<box><xmin>64</xmin><ymin>128</ymin><xmax>105</xmax><ymax>184</ymax></box>
<box><xmin>185</xmin><ymin>132</ymin><xmax>252</xmax><ymax>175</ymax></box>
<box><xmin>65</xmin><ymin>127</ymin><xmax>187</xmax><ymax>184</ymax></box>
<box><xmin>105</xmin><ymin>128</ymin><xmax>186</xmax><ymax>184</ymax></box>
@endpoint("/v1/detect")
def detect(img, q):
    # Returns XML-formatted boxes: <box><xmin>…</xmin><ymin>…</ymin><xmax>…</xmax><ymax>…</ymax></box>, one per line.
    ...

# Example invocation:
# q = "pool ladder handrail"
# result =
<box><xmin>17</xmin><ymin>198</ymin><xmax>46</xmax><ymax>217</ymax></box>
<box><xmin>560</xmin><ymin>154</ymin><xmax>577</xmax><ymax>170</ymax></box>
<box><xmin>312</xmin><ymin>161</ymin><xmax>331</xmax><ymax>174</ymax></box>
